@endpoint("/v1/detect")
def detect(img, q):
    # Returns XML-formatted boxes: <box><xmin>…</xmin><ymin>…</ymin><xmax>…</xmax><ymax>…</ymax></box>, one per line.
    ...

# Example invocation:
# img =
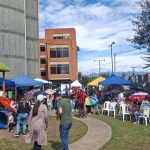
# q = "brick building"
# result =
<box><xmin>39</xmin><ymin>28</ymin><xmax>78</xmax><ymax>86</ymax></box>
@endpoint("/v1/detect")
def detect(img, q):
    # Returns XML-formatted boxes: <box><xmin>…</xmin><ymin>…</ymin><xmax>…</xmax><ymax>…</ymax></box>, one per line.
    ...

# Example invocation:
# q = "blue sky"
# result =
<box><xmin>38</xmin><ymin>0</ymin><xmax>148</xmax><ymax>75</ymax></box>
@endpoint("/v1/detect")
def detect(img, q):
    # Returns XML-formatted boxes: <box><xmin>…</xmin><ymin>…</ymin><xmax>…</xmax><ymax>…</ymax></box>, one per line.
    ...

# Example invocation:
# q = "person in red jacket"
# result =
<box><xmin>76</xmin><ymin>89</ymin><xmax>87</xmax><ymax>118</ymax></box>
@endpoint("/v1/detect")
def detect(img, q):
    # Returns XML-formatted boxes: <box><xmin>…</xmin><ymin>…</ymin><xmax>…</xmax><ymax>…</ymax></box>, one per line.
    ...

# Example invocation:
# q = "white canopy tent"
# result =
<box><xmin>34</xmin><ymin>78</ymin><xmax>52</xmax><ymax>84</ymax></box>
<box><xmin>71</xmin><ymin>80</ymin><xmax>82</xmax><ymax>88</ymax></box>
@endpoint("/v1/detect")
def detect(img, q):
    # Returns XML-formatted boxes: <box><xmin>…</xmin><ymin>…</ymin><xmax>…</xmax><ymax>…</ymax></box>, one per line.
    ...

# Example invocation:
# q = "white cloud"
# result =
<box><xmin>39</xmin><ymin>0</ymin><xmax>147</xmax><ymax>73</ymax></box>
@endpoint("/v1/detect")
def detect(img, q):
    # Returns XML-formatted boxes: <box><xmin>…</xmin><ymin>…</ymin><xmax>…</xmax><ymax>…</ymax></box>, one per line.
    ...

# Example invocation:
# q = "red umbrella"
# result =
<box><xmin>129</xmin><ymin>92</ymin><xmax>150</xmax><ymax>102</ymax></box>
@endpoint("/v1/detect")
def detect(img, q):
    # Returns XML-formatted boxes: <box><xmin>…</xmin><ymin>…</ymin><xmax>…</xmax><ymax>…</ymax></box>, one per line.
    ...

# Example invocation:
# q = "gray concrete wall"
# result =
<box><xmin>0</xmin><ymin>0</ymin><xmax>38</xmax><ymax>79</ymax></box>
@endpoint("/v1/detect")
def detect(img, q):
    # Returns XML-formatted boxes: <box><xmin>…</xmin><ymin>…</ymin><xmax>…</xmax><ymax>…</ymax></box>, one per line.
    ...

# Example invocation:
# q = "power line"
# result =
<box><xmin>117</xmin><ymin>49</ymin><xmax>139</xmax><ymax>55</ymax></box>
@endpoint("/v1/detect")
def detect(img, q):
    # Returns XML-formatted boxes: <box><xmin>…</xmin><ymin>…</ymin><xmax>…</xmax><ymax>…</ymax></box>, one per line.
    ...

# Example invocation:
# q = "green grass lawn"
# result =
<box><xmin>92</xmin><ymin>114</ymin><xmax>150</xmax><ymax>150</ymax></box>
<box><xmin>0</xmin><ymin>116</ymin><xmax>88</xmax><ymax>150</ymax></box>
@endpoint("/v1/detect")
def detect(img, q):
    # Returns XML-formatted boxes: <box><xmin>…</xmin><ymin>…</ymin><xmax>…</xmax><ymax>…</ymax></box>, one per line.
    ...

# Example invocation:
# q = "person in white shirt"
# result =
<box><xmin>118</xmin><ymin>92</ymin><xmax>125</xmax><ymax>105</ymax></box>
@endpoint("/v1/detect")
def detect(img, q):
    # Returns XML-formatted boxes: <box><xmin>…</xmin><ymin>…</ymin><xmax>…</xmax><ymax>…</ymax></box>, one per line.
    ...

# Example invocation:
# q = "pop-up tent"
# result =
<box><xmin>99</xmin><ymin>74</ymin><xmax>132</xmax><ymax>86</ymax></box>
<box><xmin>0</xmin><ymin>78</ymin><xmax>15</xmax><ymax>87</ymax></box>
<box><xmin>71</xmin><ymin>80</ymin><xmax>82</xmax><ymax>88</ymax></box>
<box><xmin>88</xmin><ymin>76</ymin><xmax>106</xmax><ymax>86</ymax></box>
<box><xmin>34</xmin><ymin>78</ymin><xmax>52</xmax><ymax>84</ymax></box>
<box><xmin>14</xmin><ymin>73</ymin><xmax>44</xmax><ymax>87</ymax></box>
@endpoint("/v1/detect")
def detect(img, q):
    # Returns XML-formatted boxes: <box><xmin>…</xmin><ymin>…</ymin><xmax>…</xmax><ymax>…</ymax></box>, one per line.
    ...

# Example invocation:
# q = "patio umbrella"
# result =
<box><xmin>26</xmin><ymin>89</ymin><xmax>40</xmax><ymax>95</ymax></box>
<box><xmin>34</xmin><ymin>90</ymin><xmax>46</xmax><ymax>97</ymax></box>
<box><xmin>129</xmin><ymin>92</ymin><xmax>150</xmax><ymax>102</ymax></box>
<box><xmin>24</xmin><ymin>93</ymin><xmax>34</xmax><ymax>100</ymax></box>
<box><xmin>85</xmin><ymin>96</ymin><xmax>98</xmax><ymax>106</ymax></box>
<box><xmin>0</xmin><ymin>63</ymin><xmax>10</xmax><ymax>97</ymax></box>
<box><xmin>45</xmin><ymin>89</ymin><xmax>56</xmax><ymax>95</ymax></box>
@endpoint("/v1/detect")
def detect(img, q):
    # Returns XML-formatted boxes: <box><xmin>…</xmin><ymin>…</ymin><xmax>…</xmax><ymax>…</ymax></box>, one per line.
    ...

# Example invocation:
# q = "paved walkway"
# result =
<box><xmin>49</xmin><ymin>112</ymin><xmax>112</xmax><ymax>150</ymax></box>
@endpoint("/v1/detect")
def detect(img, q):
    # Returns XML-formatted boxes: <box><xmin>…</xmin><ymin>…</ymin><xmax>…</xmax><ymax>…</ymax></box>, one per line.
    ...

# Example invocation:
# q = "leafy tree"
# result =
<box><xmin>130</xmin><ymin>0</ymin><xmax>150</xmax><ymax>67</ymax></box>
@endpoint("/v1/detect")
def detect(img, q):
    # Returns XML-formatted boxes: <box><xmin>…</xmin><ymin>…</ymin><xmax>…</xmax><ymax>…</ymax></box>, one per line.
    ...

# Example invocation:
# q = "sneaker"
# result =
<box><xmin>14</xmin><ymin>134</ymin><xmax>19</xmax><ymax>137</ymax></box>
<box><xmin>10</xmin><ymin>130</ymin><xmax>15</xmax><ymax>133</ymax></box>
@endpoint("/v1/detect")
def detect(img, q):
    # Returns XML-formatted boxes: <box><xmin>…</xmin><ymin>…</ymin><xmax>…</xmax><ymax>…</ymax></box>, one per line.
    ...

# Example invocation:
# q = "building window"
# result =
<box><xmin>41</xmin><ymin>70</ymin><xmax>46</xmax><ymax>76</ymax></box>
<box><xmin>40</xmin><ymin>58</ymin><xmax>46</xmax><ymax>64</ymax></box>
<box><xmin>40</xmin><ymin>45</ymin><xmax>45</xmax><ymax>52</ymax></box>
<box><xmin>53</xmin><ymin>34</ymin><xmax>69</xmax><ymax>40</ymax></box>
<box><xmin>50</xmin><ymin>47</ymin><xmax>69</xmax><ymax>58</ymax></box>
<box><xmin>50</xmin><ymin>64</ymin><xmax>69</xmax><ymax>74</ymax></box>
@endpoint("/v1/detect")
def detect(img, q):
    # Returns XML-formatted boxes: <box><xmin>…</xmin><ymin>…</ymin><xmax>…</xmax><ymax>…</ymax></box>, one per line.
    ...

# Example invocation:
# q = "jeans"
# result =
<box><xmin>59</xmin><ymin>123</ymin><xmax>72</xmax><ymax>150</ymax></box>
<box><xmin>16</xmin><ymin>113</ymin><xmax>28</xmax><ymax>134</ymax></box>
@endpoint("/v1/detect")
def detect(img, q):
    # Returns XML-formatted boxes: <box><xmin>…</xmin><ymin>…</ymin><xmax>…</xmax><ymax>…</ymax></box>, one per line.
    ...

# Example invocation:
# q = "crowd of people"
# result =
<box><xmin>1</xmin><ymin>85</ymin><xmax>150</xmax><ymax>150</ymax></box>
<box><xmin>3</xmin><ymin>88</ymin><xmax>72</xmax><ymax>150</ymax></box>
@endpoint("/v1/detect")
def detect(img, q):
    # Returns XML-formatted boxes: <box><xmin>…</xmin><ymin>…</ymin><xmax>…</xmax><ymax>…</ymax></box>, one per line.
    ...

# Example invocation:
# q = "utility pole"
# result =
<box><xmin>131</xmin><ymin>66</ymin><xmax>136</xmax><ymax>82</ymax></box>
<box><xmin>94</xmin><ymin>59</ymin><xmax>105</xmax><ymax>76</ymax></box>
<box><xmin>109</xmin><ymin>42</ymin><xmax>115</xmax><ymax>75</ymax></box>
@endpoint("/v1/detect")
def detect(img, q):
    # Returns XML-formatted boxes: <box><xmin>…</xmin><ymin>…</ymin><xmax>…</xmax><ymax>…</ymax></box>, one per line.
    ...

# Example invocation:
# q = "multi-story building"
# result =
<box><xmin>0</xmin><ymin>0</ymin><xmax>38</xmax><ymax>79</ymax></box>
<box><xmin>39</xmin><ymin>28</ymin><xmax>78</xmax><ymax>86</ymax></box>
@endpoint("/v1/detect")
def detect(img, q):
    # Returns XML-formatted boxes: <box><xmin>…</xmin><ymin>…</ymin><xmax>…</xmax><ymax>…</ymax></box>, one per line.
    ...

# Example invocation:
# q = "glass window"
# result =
<box><xmin>56</xmin><ymin>48</ymin><xmax>62</xmax><ymax>58</ymax></box>
<box><xmin>50</xmin><ymin>47</ymin><xmax>69</xmax><ymax>58</ymax></box>
<box><xmin>51</xmin><ymin>64</ymin><xmax>57</xmax><ymax>74</ymax></box>
<box><xmin>50</xmin><ymin>48</ymin><xmax>57</xmax><ymax>58</ymax></box>
<box><xmin>63</xmin><ymin>49</ymin><xmax>69</xmax><ymax>57</ymax></box>
<box><xmin>50</xmin><ymin>64</ymin><xmax>69</xmax><ymax>74</ymax></box>
<box><xmin>41</xmin><ymin>70</ymin><xmax>46</xmax><ymax>76</ymax></box>
<box><xmin>40</xmin><ymin>58</ymin><xmax>46</xmax><ymax>64</ymax></box>
<box><xmin>53</xmin><ymin>35</ymin><xmax>69</xmax><ymax>39</ymax></box>
<box><xmin>40</xmin><ymin>45</ymin><xmax>45</xmax><ymax>52</ymax></box>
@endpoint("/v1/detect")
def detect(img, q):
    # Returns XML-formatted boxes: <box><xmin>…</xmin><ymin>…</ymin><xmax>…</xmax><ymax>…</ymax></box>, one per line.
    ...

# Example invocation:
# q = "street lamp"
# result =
<box><xmin>94</xmin><ymin>59</ymin><xmax>105</xmax><ymax>76</ymax></box>
<box><xmin>109</xmin><ymin>42</ymin><xmax>115</xmax><ymax>74</ymax></box>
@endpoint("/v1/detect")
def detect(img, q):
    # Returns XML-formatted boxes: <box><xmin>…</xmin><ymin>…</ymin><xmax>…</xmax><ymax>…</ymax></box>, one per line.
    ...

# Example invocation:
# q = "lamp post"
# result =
<box><xmin>114</xmin><ymin>53</ymin><xmax>116</xmax><ymax>74</ymax></box>
<box><xmin>94</xmin><ymin>59</ymin><xmax>105</xmax><ymax>76</ymax></box>
<box><xmin>109</xmin><ymin>42</ymin><xmax>115</xmax><ymax>74</ymax></box>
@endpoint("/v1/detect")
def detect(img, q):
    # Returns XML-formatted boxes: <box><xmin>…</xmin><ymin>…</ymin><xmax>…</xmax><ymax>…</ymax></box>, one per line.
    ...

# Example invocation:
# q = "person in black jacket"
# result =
<box><xmin>14</xmin><ymin>97</ymin><xmax>30</xmax><ymax>137</ymax></box>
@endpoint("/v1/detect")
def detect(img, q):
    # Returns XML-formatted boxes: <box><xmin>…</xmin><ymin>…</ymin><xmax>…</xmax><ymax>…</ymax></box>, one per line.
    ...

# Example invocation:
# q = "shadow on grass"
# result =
<box><xmin>49</xmin><ymin>140</ymin><xmax>63</xmax><ymax>150</ymax></box>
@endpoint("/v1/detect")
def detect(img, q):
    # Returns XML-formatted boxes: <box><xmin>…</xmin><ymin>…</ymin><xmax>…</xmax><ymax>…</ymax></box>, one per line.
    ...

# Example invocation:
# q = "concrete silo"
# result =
<box><xmin>0</xmin><ymin>0</ymin><xmax>38</xmax><ymax>79</ymax></box>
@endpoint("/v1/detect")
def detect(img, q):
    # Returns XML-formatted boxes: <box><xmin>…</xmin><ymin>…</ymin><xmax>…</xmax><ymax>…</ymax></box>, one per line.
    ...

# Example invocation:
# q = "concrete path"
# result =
<box><xmin>49</xmin><ymin>111</ymin><xmax>112</xmax><ymax>150</ymax></box>
<box><xmin>69</xmin><ymin>117</ymin><xmax>112</xmax><ymax>150</ymax></box>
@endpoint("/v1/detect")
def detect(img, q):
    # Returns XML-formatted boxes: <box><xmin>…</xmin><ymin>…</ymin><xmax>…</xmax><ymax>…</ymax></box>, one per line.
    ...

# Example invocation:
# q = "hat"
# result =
<box><xmin>37</xmin><ymin>94</ymin><xmax>47</xmax><ymax>102</ymax></box>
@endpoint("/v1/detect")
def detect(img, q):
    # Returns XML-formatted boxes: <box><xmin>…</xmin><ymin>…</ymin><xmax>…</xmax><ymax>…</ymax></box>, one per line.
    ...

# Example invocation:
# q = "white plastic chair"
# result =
<box><xmin>120</xmin><ymin>104</ymin><xmax>131</xmax><ymax>122</ymax></box>
<box><xmin>109</xmin><ymin>102</ymin><xmax>117</xmax><ymax>118</ymax></box>
<box><xmin>138</xmin><ymin>108</ymin><xmax>150</xmax><ymax>126</ymax></box>
<box><xmin>102</xmin><ymin>101</ymin><xmax>111</xmax><ymax>116</ymax></box>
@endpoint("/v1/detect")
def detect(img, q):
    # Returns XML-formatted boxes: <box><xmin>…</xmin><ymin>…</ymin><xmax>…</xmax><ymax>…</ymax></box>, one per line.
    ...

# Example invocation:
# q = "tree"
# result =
<box><xmin>130</xmin><ymin>0</ymin><xmax>150</xmax><ymax>68</ymax></box>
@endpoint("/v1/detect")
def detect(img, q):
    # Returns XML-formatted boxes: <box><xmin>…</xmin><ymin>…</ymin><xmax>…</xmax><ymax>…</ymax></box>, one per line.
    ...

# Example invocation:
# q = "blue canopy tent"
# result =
<box><xmin>13</xmin><ymin>73</ymin><xmax>44</xmax><ymax>87</ymax></box>
<box><xmin>0</xmin><ymin>78</ymin><xmax>15</xmax><ymax>87</ymax></box>
<box><xmin>99</xmin><ymin>74</ymin><xmax>133</xmax><ymax>86</ymax></box>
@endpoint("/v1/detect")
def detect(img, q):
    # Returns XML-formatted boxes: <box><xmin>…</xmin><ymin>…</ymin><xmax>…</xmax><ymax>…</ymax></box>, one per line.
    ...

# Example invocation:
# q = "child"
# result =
<box><xmin>8</xmin><ymin>112</ymin><xmax>15</xmax><ymax>133</ymax></box>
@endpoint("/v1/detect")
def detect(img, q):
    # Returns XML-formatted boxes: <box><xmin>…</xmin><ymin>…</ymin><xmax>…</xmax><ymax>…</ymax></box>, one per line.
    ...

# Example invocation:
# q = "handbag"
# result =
<box><xmin>25</xmin><ymin>133</ymin><xmax>32</xmax><ymax>144</ymax></box>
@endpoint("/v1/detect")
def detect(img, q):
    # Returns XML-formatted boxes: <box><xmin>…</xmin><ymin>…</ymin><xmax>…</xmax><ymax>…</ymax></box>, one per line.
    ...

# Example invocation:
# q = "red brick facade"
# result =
<box><xmin>39</xmin><ymin>28</ymin><xmax>78</xmax><ymax>83</ymax></box>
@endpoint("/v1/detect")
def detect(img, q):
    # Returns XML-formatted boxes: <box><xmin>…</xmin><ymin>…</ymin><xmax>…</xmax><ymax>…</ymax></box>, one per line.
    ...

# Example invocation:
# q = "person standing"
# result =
<box><xmin>14</xmin><ymin>97</ymin><xmax>30</xmax><ymax>137</ymax></box>
<box><xmin>26</xmin><ymin>94</ymin><xmax>48</xmax><ymax>150</ymax></box>
<box><xmin>76</xmin><ymin>89</ymin><xmax>87</xmax><ymax>118</ymax></box>
<box><xmin>56</xmin><ymin>94</ymin><xmax>72</xmax><ymax>150</ymax></box>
